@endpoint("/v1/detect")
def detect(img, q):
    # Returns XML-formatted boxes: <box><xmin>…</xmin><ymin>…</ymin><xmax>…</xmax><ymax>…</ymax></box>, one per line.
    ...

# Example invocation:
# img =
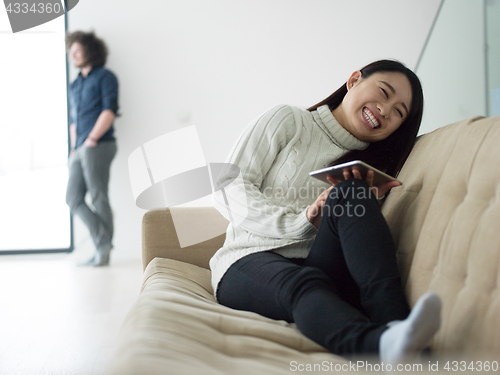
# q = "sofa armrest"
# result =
<box><xmin>141</xmin><ymin>207</ymin><xmax>228</xmax><ymax>271</ymax></box>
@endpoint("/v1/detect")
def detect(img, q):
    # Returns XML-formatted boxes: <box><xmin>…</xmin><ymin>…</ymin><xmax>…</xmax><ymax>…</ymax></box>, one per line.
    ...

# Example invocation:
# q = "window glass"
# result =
<box><xmin>0</xmin><ymin>10</ymin><xmax>71</xmax><ymax>252</ymax></box>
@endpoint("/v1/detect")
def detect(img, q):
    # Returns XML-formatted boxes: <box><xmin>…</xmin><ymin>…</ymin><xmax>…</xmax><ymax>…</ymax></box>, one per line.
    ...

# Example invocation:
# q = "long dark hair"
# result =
<box><xmin>66</xmin><ymin>31</ymin><xmax>108</xmax><ymax>68</ymax></box>
<box><xmin>308</xmin><ymin>60</ymin><xmax>424</xmax><ymax>177</ymax></box>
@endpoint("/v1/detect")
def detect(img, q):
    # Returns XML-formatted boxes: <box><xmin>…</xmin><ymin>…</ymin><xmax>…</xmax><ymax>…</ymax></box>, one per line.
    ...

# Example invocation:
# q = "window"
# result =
<box><xmin>0</xmin><ymin>10</ymin><xmax>71</xmax><ymax>253</ymax></box>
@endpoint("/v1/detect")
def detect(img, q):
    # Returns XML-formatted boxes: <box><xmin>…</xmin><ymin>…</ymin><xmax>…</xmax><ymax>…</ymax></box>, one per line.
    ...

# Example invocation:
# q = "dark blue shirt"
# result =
<box><xmin>69</xmin><ymin>66</ymin><xmax>119</xmax><ymax>148</ymax></box>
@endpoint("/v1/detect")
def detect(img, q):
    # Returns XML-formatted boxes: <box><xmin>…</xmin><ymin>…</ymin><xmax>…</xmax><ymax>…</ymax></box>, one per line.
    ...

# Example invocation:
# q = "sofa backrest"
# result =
<box><xmin>142</xmin><ymin>207</ymin><xmax>227</xmax><ymax>271</ymax></box>
<box><xmin>382</xmin><ymin>115</ymin><xmax>500</xmax><ymax>353</ymax></box>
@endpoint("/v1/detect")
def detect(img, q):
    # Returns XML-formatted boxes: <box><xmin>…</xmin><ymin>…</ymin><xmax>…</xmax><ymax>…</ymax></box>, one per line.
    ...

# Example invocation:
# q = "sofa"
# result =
<box><xmin>109</xmin><ymin>116</ymin><xmax>500</xmax><ymax>374</ymax></box>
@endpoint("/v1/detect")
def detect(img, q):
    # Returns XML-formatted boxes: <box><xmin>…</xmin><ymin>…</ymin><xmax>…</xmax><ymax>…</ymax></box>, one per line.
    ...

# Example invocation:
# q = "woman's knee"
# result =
<box><xmin>283</xmin><ymin>266</ymin><xmax>338</xmax><ymax>306</ymax></box>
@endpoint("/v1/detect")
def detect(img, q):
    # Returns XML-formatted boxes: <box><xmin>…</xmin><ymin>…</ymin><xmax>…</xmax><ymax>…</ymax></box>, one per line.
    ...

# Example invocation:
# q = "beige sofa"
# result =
<box><xmin>109</xmin><ymin>116</ymin><xmax>500</xmax><ymax>374</ymax></box>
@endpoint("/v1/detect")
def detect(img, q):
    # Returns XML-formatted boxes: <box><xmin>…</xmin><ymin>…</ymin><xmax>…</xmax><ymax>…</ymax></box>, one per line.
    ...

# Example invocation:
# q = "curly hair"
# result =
<box><xmin>66</xmin><ymin>31</ymin><xmax>108</xmax><ymax>67</ymax></box>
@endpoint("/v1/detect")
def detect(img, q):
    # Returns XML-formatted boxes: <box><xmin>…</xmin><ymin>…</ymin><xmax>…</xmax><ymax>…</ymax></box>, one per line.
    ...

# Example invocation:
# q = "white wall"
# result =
<box><xmin>67</xmin><ymin>0</ymin><xmax>441</xmax><ymax>257</ymax></box>
<box><xmin>417</xmin><ymin>0</ymin><xmax>486</xmax><ymax>135</ymax></box>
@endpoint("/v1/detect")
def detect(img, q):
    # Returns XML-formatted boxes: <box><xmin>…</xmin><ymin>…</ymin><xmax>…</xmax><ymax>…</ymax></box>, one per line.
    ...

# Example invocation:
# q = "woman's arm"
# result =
<box><xmin>213</xmin><ymin>105</ymin><xmax>316</xmax><ymax>240</ymax></box>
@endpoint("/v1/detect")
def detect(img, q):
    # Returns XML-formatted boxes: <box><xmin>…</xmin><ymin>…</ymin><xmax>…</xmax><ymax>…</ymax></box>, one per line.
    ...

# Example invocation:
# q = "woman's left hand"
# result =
<box><xmin>327</xmin><ymin>168</ymin><xmax>401</xmax><ymax>199</ymax></box>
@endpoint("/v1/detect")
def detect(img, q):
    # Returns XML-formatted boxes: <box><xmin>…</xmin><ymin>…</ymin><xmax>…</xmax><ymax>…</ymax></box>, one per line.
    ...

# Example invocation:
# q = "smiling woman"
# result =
<box><xmin>0</xmin><ymin>12</ymin><xmax>72</xmax><ymax>253</ymax></box>
<box><xmin>332</xmin><ymin>71</ymin><xmax>412</xmax><ymax>143</ymax></box>
<box><xmin>208</xmin><ymin>59</ymin><xmax>438</xmax><ymax>363</ymax></box>
<box><xmin>309</xmin><ymin>60</ymin><xmax>424</xmax><ymax>178</ymax></box>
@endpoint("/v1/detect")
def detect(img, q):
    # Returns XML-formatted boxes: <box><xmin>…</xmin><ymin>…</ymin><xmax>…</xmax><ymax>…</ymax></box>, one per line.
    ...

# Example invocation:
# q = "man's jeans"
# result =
<box><xmin>66</xmin><ymin>141</ymin><xmax>117</xmax><ymax>252</ymax></box>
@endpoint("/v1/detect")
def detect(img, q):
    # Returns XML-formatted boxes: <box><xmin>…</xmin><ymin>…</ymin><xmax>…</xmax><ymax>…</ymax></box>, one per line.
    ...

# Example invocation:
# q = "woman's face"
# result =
<box><xmin>333</xmin><ymin>71</ymin><xmax>412</xmax><ymax>142</ymax></box>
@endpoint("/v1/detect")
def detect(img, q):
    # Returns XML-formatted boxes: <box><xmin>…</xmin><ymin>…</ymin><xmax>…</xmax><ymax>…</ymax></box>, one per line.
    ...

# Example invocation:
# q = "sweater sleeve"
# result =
<box><xmin>212</xmin><ymin>104</ymin><xmax>317</xmax><ymax>240</ymax></box>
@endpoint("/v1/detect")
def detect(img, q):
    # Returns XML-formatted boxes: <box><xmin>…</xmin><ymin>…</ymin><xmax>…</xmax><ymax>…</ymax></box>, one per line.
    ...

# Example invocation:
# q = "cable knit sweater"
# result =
<box><xmin>210</xmin><ymin>104</ymin><xmax>368</xmax><ymax>293</ymax></box>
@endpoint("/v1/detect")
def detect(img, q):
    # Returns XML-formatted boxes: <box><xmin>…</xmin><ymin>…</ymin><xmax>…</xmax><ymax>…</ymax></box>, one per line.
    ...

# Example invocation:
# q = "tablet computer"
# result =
<box><xmin>309</xmin><ymin>160</ymin><xmax>402</xmax><ymax>186</ymax></box>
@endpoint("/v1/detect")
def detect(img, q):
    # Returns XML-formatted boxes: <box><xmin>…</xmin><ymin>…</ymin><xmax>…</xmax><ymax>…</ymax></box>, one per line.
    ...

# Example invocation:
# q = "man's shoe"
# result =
<box><xmin>93</xmin><ymin>246</ymin><xmax>112</xmax><ymax>267</ymax></box>
<box><xmin>77</xmin><ymin>255</ymin><xmax>96</xmax><ymax>267</ymax></box>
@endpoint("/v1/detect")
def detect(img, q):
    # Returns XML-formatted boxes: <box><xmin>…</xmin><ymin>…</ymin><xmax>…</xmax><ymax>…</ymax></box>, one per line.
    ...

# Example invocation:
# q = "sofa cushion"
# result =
<box><xmin>109</xmin><ymin>258</ymin><xmax>350</xmax><ymax>375</ymax></box>
<box><xmin>382</xmin><ymin>116</ymin><xmax>500</xmax><ymax>353</ymax></box>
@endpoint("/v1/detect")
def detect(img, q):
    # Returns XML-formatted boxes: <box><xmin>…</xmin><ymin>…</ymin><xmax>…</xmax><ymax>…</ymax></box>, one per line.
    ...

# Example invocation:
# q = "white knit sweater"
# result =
<box><xmin>210</xmin><ymin>104</ymin><xmax>368</xmax><ymax>293</ymax></box>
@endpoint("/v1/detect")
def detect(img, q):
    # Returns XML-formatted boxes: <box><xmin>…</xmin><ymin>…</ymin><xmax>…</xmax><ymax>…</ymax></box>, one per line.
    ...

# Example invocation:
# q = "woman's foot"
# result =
<box><xmin>379</xmin><ymin>291</ymin><xmax>441</xmax><ymax>363</ymax></box>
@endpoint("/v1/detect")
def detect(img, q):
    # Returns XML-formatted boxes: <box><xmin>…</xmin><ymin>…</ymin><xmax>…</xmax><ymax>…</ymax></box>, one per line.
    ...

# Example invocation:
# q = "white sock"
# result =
<box><xmin>379</xmin><ymin>291</ymin><xmax>441</xmax><ymax>364</ymax></box>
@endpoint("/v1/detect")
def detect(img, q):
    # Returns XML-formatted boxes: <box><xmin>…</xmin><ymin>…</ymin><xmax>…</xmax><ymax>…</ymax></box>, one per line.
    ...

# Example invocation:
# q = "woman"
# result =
<box><xmin>210</xmin><ymin>60</ymin><xmax>441</xmax><ymax>363</ymax></box>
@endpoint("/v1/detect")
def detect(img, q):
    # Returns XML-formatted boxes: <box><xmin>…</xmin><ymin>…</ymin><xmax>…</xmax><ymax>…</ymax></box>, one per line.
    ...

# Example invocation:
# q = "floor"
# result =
<box><xmin>0</xmin><ymin>251</ymin><xmax>143</xmax><ymax>375</ymax></box>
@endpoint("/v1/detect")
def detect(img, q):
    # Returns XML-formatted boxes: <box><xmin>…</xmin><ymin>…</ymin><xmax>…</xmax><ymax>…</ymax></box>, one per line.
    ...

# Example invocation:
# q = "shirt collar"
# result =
<box><xmin>78</xmin><ymin>66</ymin><xmax>101</xmax><ymax>79</ymax></box>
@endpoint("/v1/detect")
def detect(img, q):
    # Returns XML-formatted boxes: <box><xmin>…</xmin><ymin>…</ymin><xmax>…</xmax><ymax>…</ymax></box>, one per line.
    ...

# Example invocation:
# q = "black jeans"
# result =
<box><xmin>216</xmin><ymin>179</ymin><xmax>410</xmax><ymax>355</ymax></box>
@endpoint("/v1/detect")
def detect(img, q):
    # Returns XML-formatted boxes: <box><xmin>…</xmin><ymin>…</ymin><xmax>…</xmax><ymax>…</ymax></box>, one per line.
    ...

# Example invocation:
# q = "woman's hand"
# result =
<box><xmin>306</xmin><ymin>185</ymin><xmax>334</xmax><ymax>229</ymax></box>
<box><xmin>332</xmin><ymin>168</ymin><xmax>401</xmax><ymax>199</ymax></box>
<box><xmin>307</xmin><ymin>168</ymin><xmax>401</xmax><ymax>229</ymax></box>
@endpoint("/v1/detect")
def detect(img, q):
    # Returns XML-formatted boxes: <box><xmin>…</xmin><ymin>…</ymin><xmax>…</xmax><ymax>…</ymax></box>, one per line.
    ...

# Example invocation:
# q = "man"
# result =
<box><xmin>65</xmin><ymin>31</ymin><xmax>119</xmax><ymax>266</ymax></box>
